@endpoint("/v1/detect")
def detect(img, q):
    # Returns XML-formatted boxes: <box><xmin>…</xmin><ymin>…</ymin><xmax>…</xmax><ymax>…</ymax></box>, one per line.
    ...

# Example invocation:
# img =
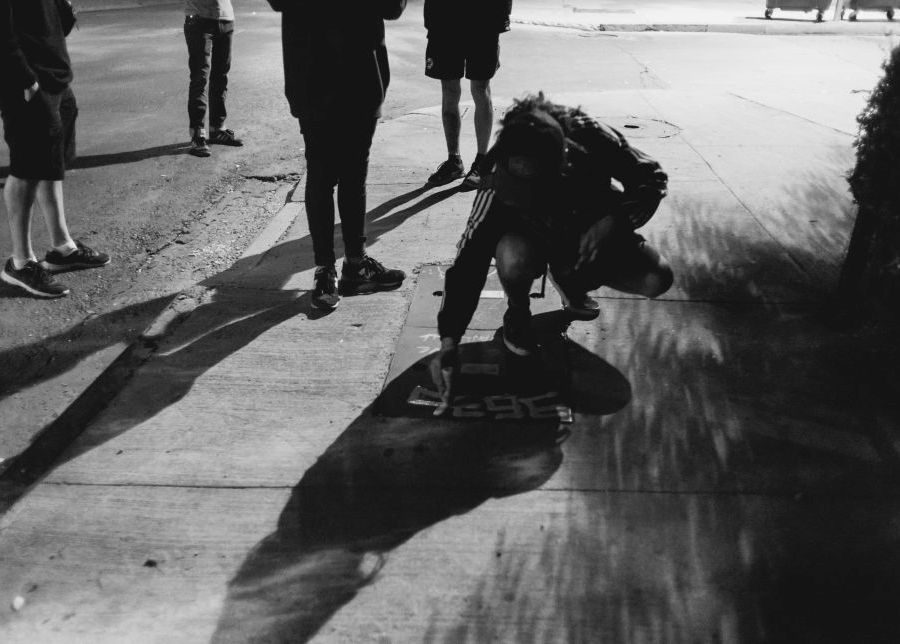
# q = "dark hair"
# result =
<box><xmin>498</xmin><ymin>92</ymin><xmax>588</xmax><ymax>137</ymax></box>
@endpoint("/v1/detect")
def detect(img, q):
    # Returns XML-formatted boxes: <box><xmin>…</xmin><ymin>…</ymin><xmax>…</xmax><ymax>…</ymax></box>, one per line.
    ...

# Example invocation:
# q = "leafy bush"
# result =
<box><xmin>843</xmin><ymin>44</ymin><xmax>900</xmax><ymax>310</ymax></box>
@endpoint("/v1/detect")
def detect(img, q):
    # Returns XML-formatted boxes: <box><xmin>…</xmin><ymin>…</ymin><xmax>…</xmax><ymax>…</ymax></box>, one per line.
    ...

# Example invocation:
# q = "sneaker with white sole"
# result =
<box><xmin>1</xmin><ymin>258</ymin><xmax>69</xmax><ymax>298</ymax></box>
<box><xmin>502</xmin><ymin>306</ymin><xmax>537</xmax><ymax>357</ymax></box>
<box><xmin>41</xmin><ymin>240</ymin><xmax>110</xmax><ymax>273</ymax></box>
<box><xmin>427</xmin><ymin>156</ymin><xmax>464</xmax><ymax>186</ymax></box>
<box><xmin>189</xmin><ymin>135</ymin><xmax>210</xmax><ymax>157</ymax></box>
<box><xmin>209</xmin><ymin>128</ymin><xmax>243</xmax><ymax>146</ymax></box>
<box><xmin>461</xmin><ymin>153</ymin><xmax>488</xmax><ymax>190</ymax></box>
<box><xmin>311</xmin><ymin>265</ymin><xmax>340</xmax><ymax>310</ymax></box>
<box><xmin>338</xmin><ymin>255</ymin><xmax>405</xmax><ymax>295</ymax></box>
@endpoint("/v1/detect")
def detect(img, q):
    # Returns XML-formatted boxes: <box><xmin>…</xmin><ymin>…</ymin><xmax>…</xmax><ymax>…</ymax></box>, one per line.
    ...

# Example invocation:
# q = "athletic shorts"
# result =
<box><xmin>0</xmin><ymin>86</ymin><xmax>77</xmax><ymax>181</ymax></box>
<box><xmin>425</xmin><ymin>31</ymin><xmax>500</xmax><ymax>81</ymax></box>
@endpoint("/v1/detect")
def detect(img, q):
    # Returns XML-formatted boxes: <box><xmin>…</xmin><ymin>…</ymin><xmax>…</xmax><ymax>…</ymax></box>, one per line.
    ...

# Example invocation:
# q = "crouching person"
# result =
<box><xmin>431</xmin><ymin>92</ymin><xmax>674</xmax><ymax>408</ymax></box>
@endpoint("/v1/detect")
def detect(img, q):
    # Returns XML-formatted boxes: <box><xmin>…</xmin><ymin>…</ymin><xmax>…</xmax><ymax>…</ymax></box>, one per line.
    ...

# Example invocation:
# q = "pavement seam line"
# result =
<box><xmin>35</xmin><ymin>480</ymin><xmax>900</xmax><ymax>499</ymax></box>
<box><xmin>677</xmin><ymin>128</ymin><xmax>814</xmax><ymax>281</ymax></box>
<box><xmin>729</xmin><ymin>91</ymin><xmax>858</xmax><ymax>138</ymax></box>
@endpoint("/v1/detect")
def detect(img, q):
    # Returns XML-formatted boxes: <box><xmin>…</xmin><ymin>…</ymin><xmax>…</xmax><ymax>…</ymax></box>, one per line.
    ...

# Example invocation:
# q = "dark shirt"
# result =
<box><xmin>0</xmin><ymin>0</ymin><xmax>72</xmax><ymax>94</ymax></box>
<box><xmin>272</xmin><ymin>1</ymin><xmax>406</xmax><ymax>123</ymax></box>
<box><xmin>424</xmin><ymin>0</ymin><xmax>512</xmax><ymax>34</ymax></box>
<box><xmin>437</xmin><ymin>115</ymin><xmax>668</xmax><ymax>342</ymax></box>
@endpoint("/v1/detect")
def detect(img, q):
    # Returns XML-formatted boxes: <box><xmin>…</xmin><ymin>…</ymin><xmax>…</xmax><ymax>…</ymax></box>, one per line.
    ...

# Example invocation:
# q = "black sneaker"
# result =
<box><xmin>338</xmin><ymin>255</ymin><xmax>406</xmax><ymax>295</ymax></box>
<box><xmin>209</xmin><ymin>128</ymin><xmax>243</xmax><ymax>147</ymax></box>
<box><xmin>502</xmin><ymin>306</ymin><xmax>536</xmax><ymax>357</ymax></box>
<box><xmin>190</xmin><ymin>135</ymin><xmax>210</xmax><ymax>157</ymax></box>
<box><xmin>1</xmin><ymin>259</ymin><xmax>69</xmax><ymax>298</ymax></box>
<box><xmin>41</xmin><ymin>240</ymin><xmax>110</xmax><ymax>273</ymax></box>
<box><xmin>311</xmin><ymin>265</ymin><xmax>340</xmax><ymax>311</ymax></box>
<box><xmin>548</xmin><ymin>271</ymin><xmax>601</xmax><ymax>320</ymax></box>
<box><xmin>461</xmin><ymin>154</ymin><xmax>487</xmax><ymax>190</ymax></box>
<box><xmin>427</xmin><ymin>156</ymin><xmax>464</xmax><ymax>186</ymax></box>
<box><xmin>563</xmin><ymin>294</ymin><xmax>601</xmax><ymax>320</ymax></box>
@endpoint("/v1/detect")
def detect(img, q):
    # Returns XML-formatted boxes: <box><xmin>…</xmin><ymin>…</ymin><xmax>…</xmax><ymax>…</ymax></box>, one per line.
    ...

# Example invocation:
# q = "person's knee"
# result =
<box><xmin>470</xmin><ymin>80</ymin><xmax>491</xmax><ymax>103</ymax></box>
<box><xmin>441</xmin><ymin>80</ymin><xmax>462</xmax><ymax>104</ymax></box>
<box><xmin>496</xmin><ymin>236</ymin><xmax>542</xmax><ymax>283</ymax></box>
<box><xmin>643</xmin><ymin>264</ymin><xmax>674</xmax><ymax>298</ymax></box>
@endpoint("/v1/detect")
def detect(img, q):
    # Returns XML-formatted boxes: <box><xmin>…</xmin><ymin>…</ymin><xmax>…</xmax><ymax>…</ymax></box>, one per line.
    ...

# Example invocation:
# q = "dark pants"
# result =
<box><xmin>0</xmin><ymin>86</ymin><xmax>77</xmax><ymax>181</ymax></box>
<box><xmin>184</xmin><ymin>16</ymin><xmax>234</xmax><ymax>131</ymax></box>
<box><xmin>301</xmin><ymin>116</ymin><xmax>379</xmax><ymax>267</ymax></box>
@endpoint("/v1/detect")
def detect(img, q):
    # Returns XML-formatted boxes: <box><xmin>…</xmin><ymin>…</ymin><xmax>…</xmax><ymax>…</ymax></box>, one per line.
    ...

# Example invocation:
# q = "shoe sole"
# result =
<box><xmin>311</xmin><ymin>296</ymin><xmax>340</xmax><ymax>311</ymax></box>
<box><xmin>189</xmin><ymin>149</ymin><xmax>211</xmax><ymax>157</ymax></box>
<box><xmin>1</xmin><ymin>270</ymin><xmax>69</xmax><ymax>298</ymax></box>
<box><xmin>41</xmin><ymin>258</ymin><xmax>111</xmax><ymax>273</ymax></box>
<box><xmin>461</xmin><ymin>175</ymin><xmax>481</xmax><ymax>190</ymax></box>
<box><xmin>338</xmin><ymin>280</ymin><xmax>403</xmax><ymax>296</ymax></box>
<box><xmin>501</xmin><ymin>329</ymin><xmax>535</xmax><ymax>357</ymax></box>
<box><xmin>563</xmin><ymin>305</ymin><xmax>601</xmax><ymax>321</ymax></box>
<box><xmin>426</xmin><ymin>173</ymin><xmax>463</xmax><ymax>187</ymax></box>
<box><xmin>547</xmin><ymin>272</ymin><xmax>601</xmax><ymax>321</ymax></box>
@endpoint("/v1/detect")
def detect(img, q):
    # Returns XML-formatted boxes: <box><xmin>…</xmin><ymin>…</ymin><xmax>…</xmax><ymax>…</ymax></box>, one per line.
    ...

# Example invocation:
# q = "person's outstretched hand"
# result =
<box><xmin>429</xmin><ymin>338</ymin><xmax>459</xmax><ymax>416</ymax></box>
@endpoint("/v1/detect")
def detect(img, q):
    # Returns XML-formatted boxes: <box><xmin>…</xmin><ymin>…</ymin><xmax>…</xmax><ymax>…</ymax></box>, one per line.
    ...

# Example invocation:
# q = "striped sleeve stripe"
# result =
<box><xmin>455</xmin><ymin>188</ymin><xmax>495</xmax><ymax>256</ymax></box>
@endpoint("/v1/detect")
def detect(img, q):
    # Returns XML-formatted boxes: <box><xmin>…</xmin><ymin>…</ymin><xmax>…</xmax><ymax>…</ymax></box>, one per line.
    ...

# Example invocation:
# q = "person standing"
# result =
<box><xmin>184</xmin><ymin>0</ymin><xmax>243</xmax><ymax>157</ymax></box>
<box><xmin>424</xmin><ymin>0</ymin><xmax>512</xmax><ymax>190</ymax></box>
<box><xmin>269</xmin><ymin>1</ymin><xmax>408</xmax><ymax>311</ymax></box>
<box><xmin>0</xmin><ymin>0</ymin><xmax>109</xmax><ymax>298</ymax></box>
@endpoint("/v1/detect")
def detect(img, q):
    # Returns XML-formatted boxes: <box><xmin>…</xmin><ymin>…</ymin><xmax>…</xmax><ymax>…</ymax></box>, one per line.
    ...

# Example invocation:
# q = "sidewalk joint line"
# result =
<box><xmin>729</xmin><ymin>91</ymin><xmax>856</xmax><ymax>138</ymax></box>
<box><xmin>677</xmin><ymin>130</ymin><xmax>814</xmax><ymax>280</ymax></box>
<box><xmin>41</xmin><ymin>481</ymin><xmax>294</xmax><ymax>491</ymax></box>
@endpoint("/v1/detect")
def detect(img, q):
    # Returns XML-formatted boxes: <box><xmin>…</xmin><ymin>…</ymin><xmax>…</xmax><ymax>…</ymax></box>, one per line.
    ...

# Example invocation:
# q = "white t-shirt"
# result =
<box><xmin>184</xmin><ymin>0</ymin><xmax>234</xmax><ymax>21</ymax></box>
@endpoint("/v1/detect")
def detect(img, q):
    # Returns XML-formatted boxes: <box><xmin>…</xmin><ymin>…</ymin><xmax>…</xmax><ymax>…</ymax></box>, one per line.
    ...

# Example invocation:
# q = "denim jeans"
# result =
<box><xmin>184</xmin><ymin>16</ymin><xmax>234</xmax><ymax>131</ymax></box>
<box><xmin>301</xmin><ymin>116</ymin><xmax>380</xmax><ymax>267</ymax></box>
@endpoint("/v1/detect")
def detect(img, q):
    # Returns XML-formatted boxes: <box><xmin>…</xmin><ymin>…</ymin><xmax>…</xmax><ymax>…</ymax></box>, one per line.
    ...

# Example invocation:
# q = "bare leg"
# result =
<box><xmin>34</xmin><ymin>180</ymin><xmax>75</xmax><ymax>249</ymax></box>
<box><xmin>3</xmin><ymin>175</ymin><xmax>39</xmax><ymax>263</ymax></box>
<box><xmin>495</xmin><ymin>232</ymin><xmax>546</xmax><ymax>309</ymax></box>
<box><xmin>470</xmin><ymin>79</ymin><xmax>493</xmax><ymax>156</ymax></box>
<box><xmin>440</xmin><ymin>79</ymin><xmax>462</xmax><ymax>158</ymax></box>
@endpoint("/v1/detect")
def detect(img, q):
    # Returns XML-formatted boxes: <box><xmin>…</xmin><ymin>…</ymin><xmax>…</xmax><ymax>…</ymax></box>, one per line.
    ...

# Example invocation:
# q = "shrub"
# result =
<box><xmin>842</xmin><ymin>44</ymin><xmax>900</xmax><ymax>313</ymax></box>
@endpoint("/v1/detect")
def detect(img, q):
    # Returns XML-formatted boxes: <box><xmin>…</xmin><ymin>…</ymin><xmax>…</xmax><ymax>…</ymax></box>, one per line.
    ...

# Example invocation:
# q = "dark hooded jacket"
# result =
<box><xmin>424</xmin><ymin>0</ymin><xmax>512</xmax><ymax>34</ymax></box>
<box><xmin>0</xmin><ymin>0</ymin><xmax>74</xmax><ymax>95</ymax></box>
<box><xmin>268</xmin><ymin>0</ymin><xmax>406</xmax><ymax>124</ymax></box>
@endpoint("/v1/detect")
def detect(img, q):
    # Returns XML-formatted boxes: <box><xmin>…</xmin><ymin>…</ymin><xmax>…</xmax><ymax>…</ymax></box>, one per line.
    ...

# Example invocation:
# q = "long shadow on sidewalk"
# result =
<box><xmin>209</xmin><ymin>173</ymin><xmax>900</xmax><ymax>643</ymax></box>
<box><xmin>431</xmin><ymin>182</ymin><xmax>900</xmax><ymax>641</ymax></box>
<box><xmin>211</xmin><ymin>324</ymin><xmax>630</xmax><ymax>644</ymax></box>
<box><xmin>0</xmin><ymin>143</ymin><xmax>189</xmax><ymax>183</ymax></box>
<box><xmin>0</xmin><ymin>183</ymin><xmax>460</xmax><ymax>487</ymax></box>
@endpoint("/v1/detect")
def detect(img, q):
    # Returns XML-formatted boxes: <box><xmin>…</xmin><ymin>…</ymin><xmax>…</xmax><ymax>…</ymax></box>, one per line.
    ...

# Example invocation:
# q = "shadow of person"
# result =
<box><xmin>1</xmin><ymin>183</ymin><xmax>464</xmax><ymax>485</ymax></box>
<box><xmin>0</xmin><ymin>183</ymin><xmax>461</xmax><ymax>394</ymax></box>
<box><xmin>211</xmin><ymin>414</ymin><xmax>568</xmax><ymax>644</ymax></box>
<box><xmin>0</xmin><ymin>143</ymin><xmax>189</xmax><ymax>180</ymax></box>
<box><xmin>212</xmin><ymin>314</ymin><xmax>631</xmax><ymax>644</ymax></box>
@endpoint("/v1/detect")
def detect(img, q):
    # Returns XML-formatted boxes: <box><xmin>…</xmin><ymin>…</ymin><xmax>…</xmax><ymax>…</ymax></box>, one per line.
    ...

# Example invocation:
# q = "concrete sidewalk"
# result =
<box><xmin>2</xmin><ymin>64</ymin><xmax>900</xmax><ymax>639</ymax></box>
<box><xmin>73</xmin><ymin>0</ymin><xmax>900</xmax><ymax>34</ymax></box>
